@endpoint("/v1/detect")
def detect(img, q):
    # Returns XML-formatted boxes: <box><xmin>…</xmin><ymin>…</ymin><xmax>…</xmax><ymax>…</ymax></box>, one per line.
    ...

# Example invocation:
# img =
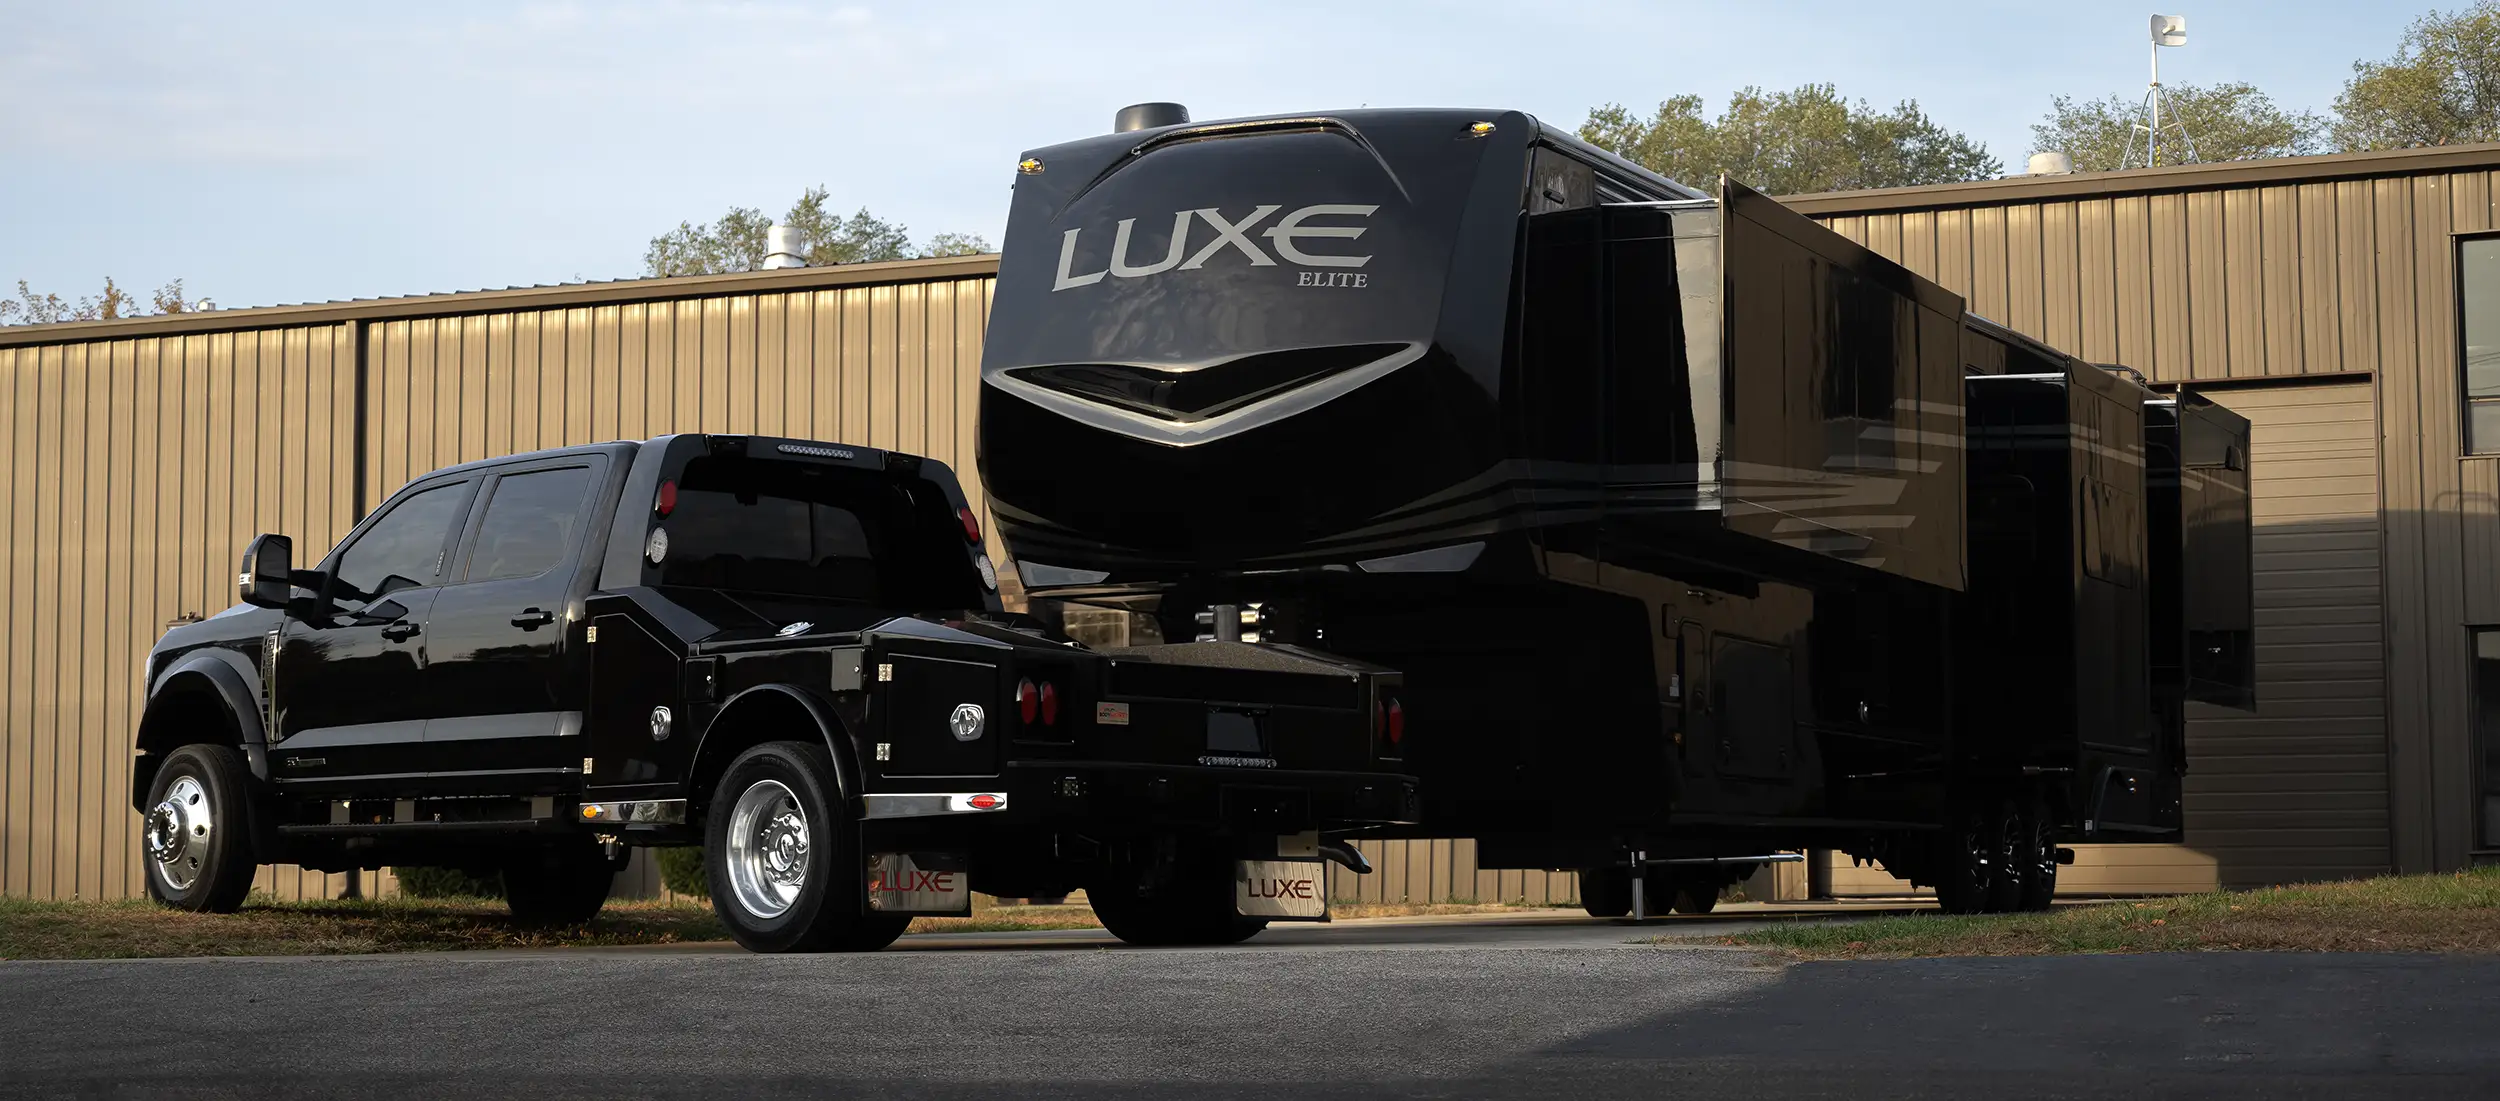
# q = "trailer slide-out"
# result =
<box><xmin>976</xmin><ymin>104</ymin><xmax>2256</xmax><ymax>914</ymax></box>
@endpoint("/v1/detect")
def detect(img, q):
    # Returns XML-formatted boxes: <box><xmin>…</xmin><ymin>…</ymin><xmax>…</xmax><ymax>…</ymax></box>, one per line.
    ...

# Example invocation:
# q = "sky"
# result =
<box><xmin>0</xmin><ymin>0</ymin><xmax>2430</xmax><ymax>314</ymax></box>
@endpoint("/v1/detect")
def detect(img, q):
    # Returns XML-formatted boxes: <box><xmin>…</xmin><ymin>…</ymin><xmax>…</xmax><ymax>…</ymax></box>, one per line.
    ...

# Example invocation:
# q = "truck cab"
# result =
<box><xmin>132</xmin><ymin>433</ymin><xmax>1417</xmax><ymax>951</ymax></box>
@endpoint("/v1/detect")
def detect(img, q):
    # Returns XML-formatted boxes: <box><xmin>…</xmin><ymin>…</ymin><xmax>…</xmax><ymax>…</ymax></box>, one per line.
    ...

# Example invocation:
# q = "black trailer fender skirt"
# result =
<box><xmin>694</xmin><ymin>683</ymin><xmax>863</xmax><ymax>808</ymax></box>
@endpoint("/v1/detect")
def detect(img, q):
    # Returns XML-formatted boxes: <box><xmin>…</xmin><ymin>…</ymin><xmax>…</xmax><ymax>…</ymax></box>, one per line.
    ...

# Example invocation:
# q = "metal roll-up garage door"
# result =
<box><xmin>1826</xmin><ymin>381</ymin><xmax>2388</xmax><ymax>896</ymax></box>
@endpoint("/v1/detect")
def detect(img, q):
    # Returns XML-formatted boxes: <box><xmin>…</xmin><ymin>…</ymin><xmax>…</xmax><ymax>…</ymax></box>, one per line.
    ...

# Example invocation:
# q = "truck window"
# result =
<box><xmin>657</xmin><ymin>457</ymin><xmax>980</xmax><ymax>608</ymax></box>
<box><xmin>334</xmin><ymin>482</ymin><xmax>468</xmax><ymax>602</ymax></box>
<box><xmin>466</xmin><ymin>466</ymin><xmax>593</xmax><ymax>582</ymax></box>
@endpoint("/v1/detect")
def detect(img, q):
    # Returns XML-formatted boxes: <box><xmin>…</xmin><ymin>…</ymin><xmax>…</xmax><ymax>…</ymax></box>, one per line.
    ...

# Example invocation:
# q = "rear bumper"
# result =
<box><xmin>865</xmin><ymin>760</ymin><xmax>1420</xmax><ymax>834</ymax></box>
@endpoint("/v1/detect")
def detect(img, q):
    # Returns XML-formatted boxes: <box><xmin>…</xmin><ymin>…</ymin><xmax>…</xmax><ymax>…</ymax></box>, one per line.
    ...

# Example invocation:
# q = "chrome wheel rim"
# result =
<box><xmin>144</xmin><ymin>775</ymin><xmax>211</xmax><ymax>891</ymax></box>
<box><xmin>725</xmin><ymin>779</ymin><xmax>810</xmax><ymax>920</ymax></box>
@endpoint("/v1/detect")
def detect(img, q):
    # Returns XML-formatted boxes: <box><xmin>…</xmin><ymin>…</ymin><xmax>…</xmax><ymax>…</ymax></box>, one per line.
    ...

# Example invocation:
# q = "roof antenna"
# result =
<box><xmin>2124</xmin><ymin>14</ymin><xmax>2200</xmax><ymax>168</ymax></box>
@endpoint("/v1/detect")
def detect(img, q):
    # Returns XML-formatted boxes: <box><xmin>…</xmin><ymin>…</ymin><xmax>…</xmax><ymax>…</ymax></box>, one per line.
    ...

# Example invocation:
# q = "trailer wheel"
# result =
<box><xmin>140</xmin><ymin>744</ymin><xmax>259</xmax><ymax>913</ymax></box>
<box><xmin>1578</xmin><ymin>867</ymin><xmax>1632</xmax><ymax>918</ymax></box>
<box><xmin>502</xmin><ymin>841</ymin><xmax>616</xmax><ymax>928</ymax></box>
<box><xmin>705</xmin><ymin>740</ymin><xmax>907</xmax><ymax>953</ymax></box>
<box><xmin>1670</xmin><ymin>881</ymin><xmax>1720</xmax><ymax>915</ymax></box>
<box><xmin>1933</xmin><ymin>802</ymin><xmax>1998</xmax><ymax>915</ymax></box>
<box><xmin>1985</xmin><ymin>797</ymin><xmax>2028</xmax><ymax>913</ymax></box>
<box><xmin>2014</xmin><ymin>797</ymin><xmax>2059</xmax><ymax>912</ymax></box>
<box><xmin>1089</xmin><ymin>841</ymin><xmax>1268</xmax><ymax>947</ymax></box>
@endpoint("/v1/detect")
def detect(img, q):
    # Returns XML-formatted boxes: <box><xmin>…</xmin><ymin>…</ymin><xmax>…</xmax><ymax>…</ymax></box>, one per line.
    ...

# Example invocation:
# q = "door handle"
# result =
<box><xmin>380</xmin><ymin>621</ymin><xmax>421</xmax><ymax>642</ymax></box>
<box><xmin>511</xmin><ymin>608</ymin><xmax>556</xmax><ymax>629</ymax></box>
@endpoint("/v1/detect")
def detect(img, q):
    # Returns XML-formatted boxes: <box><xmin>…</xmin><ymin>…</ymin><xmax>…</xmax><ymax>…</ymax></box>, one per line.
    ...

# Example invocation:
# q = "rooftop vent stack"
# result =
<box><xmin>1113</xmin><ymin>102</ymin><xmax>1190</xmax><ymax>134</ymax></box>
<box><xmin>2026</xmin><ymin>151</ymin><xmax>2075</xmax><ymax>176</ymax></box>
<box><xmin>763</xmin><ymin>224</ymin><xmax>808</xmax><ymax>270</ymax></box>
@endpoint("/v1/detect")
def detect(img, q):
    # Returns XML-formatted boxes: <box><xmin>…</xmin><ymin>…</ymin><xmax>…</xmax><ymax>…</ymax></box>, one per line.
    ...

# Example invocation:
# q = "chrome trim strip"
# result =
<box><xmin>985</xmin><ymin>342</ymin><xmax>1428</xmax><ymax>449</ymax></box>
<box><xmin>863</xmin><ymin>792</ymin><xmax>1010</xmax><ymax>819</ymax></box>
<box><xmin>578</xmin><ymin>798</ymin><xmax>687</xmax><ymax>825</ymax></box>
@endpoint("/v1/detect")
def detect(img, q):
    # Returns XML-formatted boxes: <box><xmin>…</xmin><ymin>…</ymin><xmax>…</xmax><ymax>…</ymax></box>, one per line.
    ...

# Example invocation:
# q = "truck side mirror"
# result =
<box><xmin>239</xmin><ymin>534</ymin><xmax>294</xmax><ymax>609</ymax></box>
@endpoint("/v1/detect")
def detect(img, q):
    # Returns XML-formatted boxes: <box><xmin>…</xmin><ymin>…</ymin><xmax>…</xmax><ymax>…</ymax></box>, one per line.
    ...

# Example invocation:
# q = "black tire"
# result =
<box><xmin>140</xmin><ymin>744</ymin><xmax>259</xmax><ymax>913</ymax></box>
<box><xmin>1671</xmin><ymin>882</ymin><xmax>1720</xmax><ymax>915</ymax></box>
<box><xmin>1985</xmin><ymin>797</ymin><xmax>2027</xmax><ymax>914</ymax></box>
<box><xmin>502</xmin><ymin>842</ymin><xmax>616</xmax><ymax>928</ymax></box>
<box><xmin>1089</xmin><ymin>841</ymin><xmax>1269</xmax><ymax>947</ymax></box>
<box><xmin>2014</xmin><ymin>796</ymin><xmax>2060</xmax><ymax>913</ymax></box>
<box><xmin>1579</xmin><ymin>866</ymin><xmax>1632</xmax><ymax>918</ymax></box>
<box><xmin>704</xmin><ymin>741</ymin><xmax>906</xmax><ymax>953</ymax></box>
<box><xmin>1933</xmin><ymin>801</ymin><xmax>1996</xmax><ymax>915</ymax></box>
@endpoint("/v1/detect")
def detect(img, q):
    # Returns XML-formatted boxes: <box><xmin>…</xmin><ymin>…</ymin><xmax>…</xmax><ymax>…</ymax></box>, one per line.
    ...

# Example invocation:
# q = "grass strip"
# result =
<box><xmin>0</xmin><ymin>894</ymin><xmax>1102</xmax><ymax>961</ymax></box>
<box><xmin>1665</xmin><ymin>866</ymin><xmax>2500</xmax><ymax>959</ymax></box>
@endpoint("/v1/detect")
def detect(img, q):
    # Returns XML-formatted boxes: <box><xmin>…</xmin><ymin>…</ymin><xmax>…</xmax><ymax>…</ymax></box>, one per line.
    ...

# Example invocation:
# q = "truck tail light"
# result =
<box><xmin>655</xmin><ymin>480</ymin><xmax>678</xmax><ymax>516</ymax></box>
<box><xmin>1039</xmin><ymin>680</ymin><xmax>1059</xmax><ymax>726</ymax></box>
<box><xmin>1017</xmin><ymin>678</ymin><xmax>1038</xmax><ymax>724</ymax></box>
<box><xmin>958</xmin><ymin>506</ymin><xmax>982</xmax><ymax>544</ymax></box>
<box><xmin>1378</xmin><ymin>695</ymin><xmax>1404</xmax><ymax>751</ymax></box>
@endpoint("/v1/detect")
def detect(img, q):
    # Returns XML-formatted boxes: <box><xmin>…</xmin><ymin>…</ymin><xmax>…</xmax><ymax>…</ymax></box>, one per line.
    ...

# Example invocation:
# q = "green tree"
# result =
<box><xmin>1581</xmin><ymin>84</ymin><xmax>2001</xmax><ymax>195</ymax></box>
<box><xmin>2334</xmin><ymin>1</ymin><xmax>2500</xmax><ymax>151</ymax></box>
<box><xmin>644</xmin><ymin>187</ymin><xmax>990</xmax><ymax>277</ymax></box>
<box><xmin>0</xmin><ymin>277</ymin><xmax>215</xmax><ymax>327</ymax></box>
<box><xmin>2031</xmin><ymin>82</ymin><xmax>2328</xmax><ymax>171</ymax></box>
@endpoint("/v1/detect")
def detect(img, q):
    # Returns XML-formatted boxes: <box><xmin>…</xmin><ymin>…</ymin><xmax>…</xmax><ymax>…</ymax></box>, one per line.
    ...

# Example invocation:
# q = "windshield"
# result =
<box><xmin>654</xmin><ymin>456</ymin><xmax>981</xmax><ymax>609</ymax></box>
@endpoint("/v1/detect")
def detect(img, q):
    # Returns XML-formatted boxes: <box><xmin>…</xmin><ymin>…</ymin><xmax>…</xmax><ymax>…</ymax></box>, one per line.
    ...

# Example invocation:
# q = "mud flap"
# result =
<box><xmin>1236</xmin><ymin>859</ymin><xmax>1328</xmax><ymax>921</ymax></box>
<box><xmin>867</xmin><ymin>852</ymin><xmax>972</xmax><ymax>915</ymax></box>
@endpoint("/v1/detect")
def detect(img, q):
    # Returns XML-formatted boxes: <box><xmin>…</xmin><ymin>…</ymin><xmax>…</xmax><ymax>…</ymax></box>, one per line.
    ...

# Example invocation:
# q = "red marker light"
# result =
<box><xmin>1017</xmin><ymin>678</ymin><xmax>1039</xmax><ymax>724</ymax></box>
<box><xmin>968</xmin><ymin>793</ymin><xmax>1000</xmax><ymax>810</ymax></box>
<box><xmin>1384</xmin><ymin>698</ymin><xmax>1405</xmax><ymax>747</ymax></box>
<box><xmin>655</xmin><ymin>480</ymin><xmax>678</xmax><ymax>517</ymax></box>
<box><xmin>958</xmin><ymin>506</ymin><xmax>982</xmax><ymax>543</ymax></box>
<box><xmin>1039</xmin><ymin>681</ymin><xmax>1059</xmax><ymax>726</ymax></box>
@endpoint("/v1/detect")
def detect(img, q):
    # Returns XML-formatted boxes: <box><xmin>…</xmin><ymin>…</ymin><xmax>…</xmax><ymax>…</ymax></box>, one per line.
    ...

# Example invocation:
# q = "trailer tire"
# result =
<box><xmin>140</xmin><ymin>744</ymin><xmax>259</xmax><ymax>914</ymax></box>
<box><xmin>1985</xmin><ymin>797</ymin><xmax>2028</xmax><ymax>913</ymax></box>
<box><xmin>2014</xmin><ymin>796</ymin><xmax>2059</xmax><ymax>912</ymax></box>
<box><xmin>705</xmin><ymin>740</ymin><xmax>904</xmax><ymax>953</ymax></box>
<box><xmin>1578</xmin><ymin>867</ymin><xmax>1632</xmax><ymax>918</ymax></box>
<box><xmin>1670</xmin><ymin>882</ymin><xmax>1720</xmax><ymax>915</ymax></box>
<box><xmin>1089</xmin><ymin>842</ymin><xmax>1268</xmax><ymax>947</ymax></box>
<box><xmin>502</xmin><ymin>842</ymin><xmax>616</xmax><ymax>928</ymax></box>
<box><xmin>1934</xmin><ymin>802</ymin><xmax>1998</xmax><ymax>915</ymax></box>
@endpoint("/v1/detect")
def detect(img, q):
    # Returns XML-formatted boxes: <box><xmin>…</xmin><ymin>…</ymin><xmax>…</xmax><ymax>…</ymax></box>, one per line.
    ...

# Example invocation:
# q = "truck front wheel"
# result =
<box><xmin>140</xmin><ymin>744</ymin><xmax>259</xmax><ymax>913</ymax></box>
<box><xmin>705</xmin><ymin>741</ymin><xmax>908</xmax><ymax>953</ymax></box>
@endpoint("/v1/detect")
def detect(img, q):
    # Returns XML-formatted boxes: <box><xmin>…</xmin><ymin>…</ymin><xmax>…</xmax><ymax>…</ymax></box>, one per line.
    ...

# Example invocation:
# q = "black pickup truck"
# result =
<box><xmin>131</xmin><ymin>433</ymin><xmax>1417</xmax><ymax>951</ymax></box>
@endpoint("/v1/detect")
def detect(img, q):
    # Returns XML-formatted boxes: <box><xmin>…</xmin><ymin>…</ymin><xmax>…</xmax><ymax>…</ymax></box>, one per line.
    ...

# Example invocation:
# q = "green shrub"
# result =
<box><xmin>393</xmin><ymin>865</ymin><xmax>505</xmax><ymax>899</ymax></box>
<box><xmin>657</xmin><ymin>847</ymin><xmax>709</xmax><ymax>897</ymax></box>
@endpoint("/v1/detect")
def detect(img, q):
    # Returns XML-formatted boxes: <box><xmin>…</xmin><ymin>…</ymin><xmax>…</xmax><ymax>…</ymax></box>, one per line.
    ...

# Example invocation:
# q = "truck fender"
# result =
<box><xmin>134</xmin><ymin>650</ymin><xmax>272</xmax><ymax>808</ymax></box>
<box><xmin>692</xmin><ymin>683</ymin><xmax>863</xmax><ymax>811</ymax></box>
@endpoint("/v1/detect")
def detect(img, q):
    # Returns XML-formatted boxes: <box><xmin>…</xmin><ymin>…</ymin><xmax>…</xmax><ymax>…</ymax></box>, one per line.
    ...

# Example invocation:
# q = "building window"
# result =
<box><xmin>2461</xmin><ymin>236</ymin><xmax>2500</xmax><ymax>453</ymax></box>
<box><xmin>2474</xmin><ymin>631</ymin><xmax>2500</xmax><ymax>850</ymax></box>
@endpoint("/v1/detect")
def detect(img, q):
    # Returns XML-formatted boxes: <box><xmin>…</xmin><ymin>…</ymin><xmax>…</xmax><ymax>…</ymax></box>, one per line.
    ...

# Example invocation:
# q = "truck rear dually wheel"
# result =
<box><xmin>705</xmin><ymin>741</ymin><xmax>908</xmax><ymax>953</ymax></box>
<box><xmin>502</xmin><ymin>841</ymin><xmax>616</xmax><ymax>928</ymax></box>
<box><xmin>141</xmin><ymin>744</ymin><xmax>258</xmax><ymax>913</ymax></box>
<box><xmin>1090</xmin><ymin>840</ymin><xmax>1268</xmax><ymax>947</ymax></box>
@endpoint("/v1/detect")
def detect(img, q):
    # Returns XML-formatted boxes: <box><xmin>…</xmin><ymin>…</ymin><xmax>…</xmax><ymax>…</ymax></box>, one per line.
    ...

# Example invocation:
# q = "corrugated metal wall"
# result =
<box><xmin>358</xmin><ymin>280</ymin><xmax>995</xmax><ymax>532</ymax></box>
<box><xmin>1811</xmin><ymin>164</ymin><xmax>2500</xmax><ymax>875</ymax></box>
<box><xmin>0</xmin><ymin>327</ymin><xmax>361</xmax><ymax>901</ymax></box>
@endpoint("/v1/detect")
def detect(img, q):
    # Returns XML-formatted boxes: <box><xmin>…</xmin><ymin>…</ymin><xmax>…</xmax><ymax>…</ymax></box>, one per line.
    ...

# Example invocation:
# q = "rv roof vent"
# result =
<box><xmin>1113</xmin><ymin>102</ymin><xmax>1190</xmax><ymax>134</ymax></box>
<box><xmin>2026</xmin><ymin>151</ymin><xmax>2074</xmax><ymax>176</ymax></box>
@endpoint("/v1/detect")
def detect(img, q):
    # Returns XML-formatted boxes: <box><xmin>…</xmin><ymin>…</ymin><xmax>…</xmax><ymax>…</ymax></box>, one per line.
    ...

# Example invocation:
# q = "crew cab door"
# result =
<box><xmin>419</xmin><ymin>458</ymin><xmax>605</xmax><ymax>795</ymax></box>
<box><xmin>271</xmin><ymin>475</ymin><xmax>477</xmax><ymax>795</ymax></box>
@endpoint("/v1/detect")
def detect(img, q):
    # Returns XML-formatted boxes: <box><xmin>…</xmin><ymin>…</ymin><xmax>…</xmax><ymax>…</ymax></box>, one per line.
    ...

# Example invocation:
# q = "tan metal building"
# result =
<box><xmin>5</xmin><ymin>141</ymin><xmax>2498</xmax><ymax>905</ymax></box>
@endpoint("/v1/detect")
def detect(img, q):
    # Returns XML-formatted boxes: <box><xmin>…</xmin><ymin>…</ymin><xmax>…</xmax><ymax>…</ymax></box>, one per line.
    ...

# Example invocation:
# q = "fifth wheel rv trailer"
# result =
<box><xmin>976</xmin><ymin>105</ymin><xmax>2255</xmax><ymax>913</ymax></box>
